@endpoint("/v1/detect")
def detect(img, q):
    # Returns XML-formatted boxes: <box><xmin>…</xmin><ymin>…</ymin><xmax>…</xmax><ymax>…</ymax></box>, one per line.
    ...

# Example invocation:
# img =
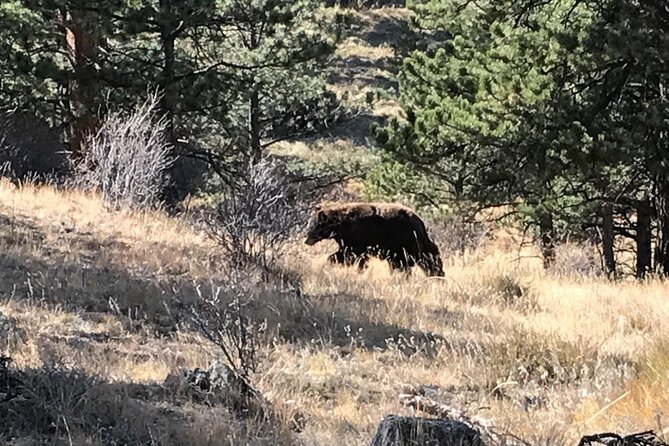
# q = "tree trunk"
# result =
<box><xmin>369</xmin><ymin>415</ymin><xmax>484</xmax><ymax>446</ymax></box>
<box><xmin>157</xmin><ymin>0</ymin><xmax>185</xmax><ymax>206</ymax></box>
<box><xmin>539</xmin><ymin>213</ymin><xmax>555</xmax><ymax>269</ymax></box>
<box><xmin>249</xmin><ymin>87</ymin><xmax>261</xmax><ymax>164</ymax></box>
<box><xmin>62</xmin><ymin>9</ymin><xmax>100</xmax><ymax>160</ymax></box>
<box><xmin>636</xmin><ymin>200</ymin><xmax>652</xmax><ymax>279</ymax></box>
<box><xmin>247</xmin><ymin>25</ymin><xmax>262</xmax><ymax>165</ymax></box>
<box><xmin>159</xmin><ymin>0</ymin><xmax>177</xmax><ymax>145</ymax></box>
<box><xmin>655</xmin><ymin>178</ymin><xmax>669</xmax><ymax>275</ymax></box>
<box><xmin>601</xmin><ymin>203</ymin><xmax>616</xmax><ymax>278</ymax></box>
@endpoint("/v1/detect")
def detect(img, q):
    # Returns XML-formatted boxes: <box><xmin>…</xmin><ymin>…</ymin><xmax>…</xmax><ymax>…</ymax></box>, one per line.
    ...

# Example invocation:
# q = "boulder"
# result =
<box><xmin>369</xmin><ymin>415</ymin><xmax>486</xmax><ymax>446</ymax></box>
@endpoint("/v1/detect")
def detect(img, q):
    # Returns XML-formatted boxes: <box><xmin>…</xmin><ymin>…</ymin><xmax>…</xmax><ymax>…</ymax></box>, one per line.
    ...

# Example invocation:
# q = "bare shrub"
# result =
<box><xmin>72</xmin><ymin>91</ymin><xmax>173</xmax><ymax>209</ymax></box>
<box><xmin>176</xmin><ymin>271</ymin><xmax>274</xmax><ymax>420</ymax></box>
<box><xmin>548</xmin><ymin>241</ymin><xmax>604</xmax><ymax>277</ymax></box>
<box><xmin>190</xmin><ymin>276</ymin><xmax>265</xmax><ymax>386</ymax></box>
<box><xmin>431</xmin><ymin>213</ymin><xmax>489</xmax><ymax>257</ymax></box>
<box><xmin>205</xmin><ymin>157</ymin><xmax>309</xmax><ymax>271</ymax></box>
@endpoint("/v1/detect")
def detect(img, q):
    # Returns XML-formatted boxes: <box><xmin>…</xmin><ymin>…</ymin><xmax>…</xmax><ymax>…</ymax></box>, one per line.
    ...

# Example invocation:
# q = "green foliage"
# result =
<box><xmin>372</xmin><ymin>0</ymin><xmax>669</xmax><ymax>272</ymax></box>
<box><xmin>0</xmin><ymin>1</ymin><xmax>65</xmax><ymax>117</ymax></box>
<box><xmin>373</xmin><ymin>0</ymin><xmax>577</xmax><ymax>229</ymax></box>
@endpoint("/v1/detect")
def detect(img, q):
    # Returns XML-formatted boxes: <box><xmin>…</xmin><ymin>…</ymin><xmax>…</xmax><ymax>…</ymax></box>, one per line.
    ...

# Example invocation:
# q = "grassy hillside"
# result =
<box><xmin>2</xmin><ymin>178</ymin><xmax>669</xmax><ymax>445</ymax></box>
<box><xmin>2</xmin><ymin>5</ymin><xmax>669</xmax><ymax>446</ymax></box>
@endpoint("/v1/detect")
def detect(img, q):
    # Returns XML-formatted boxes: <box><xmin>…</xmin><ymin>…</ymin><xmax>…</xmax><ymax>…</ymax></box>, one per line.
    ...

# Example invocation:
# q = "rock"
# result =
<box><xmin>164</xmin><ymin>360</ymin><xmax>268</xmax><ymax>420</ymax></box>
<box><xmin>177</xmin><ymin>360</ymin><xmax>235</xmax><ymax>392</ymax></box>
<box><xmin>368</xmin><ymin>415</ymin><xmax>486</xmax><ymax>446</ymax></box>
<box><xmin>165</xmin><ymin>360</ymin><xmax>251</xmax><ymax>396</ymax></box>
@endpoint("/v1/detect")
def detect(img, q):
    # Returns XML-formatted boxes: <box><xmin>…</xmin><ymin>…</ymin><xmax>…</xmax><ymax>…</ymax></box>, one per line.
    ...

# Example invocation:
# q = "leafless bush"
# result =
<box><xmin>548</xmin><ymin>241</ymin><xmax>604</xmax><ymax>277</ymax></box>
<box><xmin>179</xmin><ymin>272</ymin><xmax>271</xmax><ymax>418</ymax></box>
<box><xmin>72</xmin><ymin>91</ymin><xmax>173</xmax><ymax>209</ymax></box>
<box><xmin>0</xmin><ymin>108</ymin><xmax>66</xmax><ymax>182</ymax></box>
<box><xmin>191</xmin><ymin>278</ymin><xmax>265</xmax><ymax>383</ymax></box>
<box><xmin>205</xmin><ymin>157</ymin><xmax>309</xmax><ymax>271</ymax></box>
<box><xmin>431</xmin><ymin>213</ymin><xmax>489</xmax><ymax>257</ymax></box>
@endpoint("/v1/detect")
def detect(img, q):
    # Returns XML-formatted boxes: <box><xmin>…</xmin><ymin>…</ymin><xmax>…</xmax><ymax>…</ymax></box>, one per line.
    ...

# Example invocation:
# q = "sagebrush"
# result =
<box><xmin>72</xmin><ymin>91</ymin><xmax>173</xmax><ymax>209</ymax></box>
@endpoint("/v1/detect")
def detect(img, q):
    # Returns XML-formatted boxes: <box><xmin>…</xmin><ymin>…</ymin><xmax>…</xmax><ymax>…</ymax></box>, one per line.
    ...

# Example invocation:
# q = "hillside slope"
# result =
<box><xmin>2</xmin><ymin>180</ymin><xmax>669</xmax><ymax>445</ymax></box>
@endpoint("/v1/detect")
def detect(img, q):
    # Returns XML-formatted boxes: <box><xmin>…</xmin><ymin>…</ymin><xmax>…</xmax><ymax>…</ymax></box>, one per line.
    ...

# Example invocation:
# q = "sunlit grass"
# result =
<box><xmin>1</xmin><ymin>179</ymin><xmax>668</xmax><ymax>444</ymax></box>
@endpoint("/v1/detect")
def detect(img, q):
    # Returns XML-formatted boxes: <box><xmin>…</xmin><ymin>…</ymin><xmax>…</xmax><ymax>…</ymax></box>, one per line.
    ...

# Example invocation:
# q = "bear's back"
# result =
<box><xmin>321</xmin><ymin>202</ymin><xmax>417</xmax><ymax>221</ymax></box>
<box><xmin>319</xmin><ymin>202</ymin><xmax>429</xmax><ymax>249</ymax></box>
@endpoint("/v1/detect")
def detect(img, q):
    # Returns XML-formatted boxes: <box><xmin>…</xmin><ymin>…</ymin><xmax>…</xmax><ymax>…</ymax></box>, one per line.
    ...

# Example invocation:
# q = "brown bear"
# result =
<box><xmin>304</xmin><ymin>202</ymin><xmax>444</xmax><ymax>277</ymax></box>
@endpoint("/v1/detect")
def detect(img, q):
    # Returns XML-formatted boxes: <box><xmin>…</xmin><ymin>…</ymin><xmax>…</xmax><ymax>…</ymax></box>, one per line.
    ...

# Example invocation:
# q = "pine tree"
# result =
<box><xmin>374</xmin><ymin>0</ymin><xmax>592</xmax><ymax>267</ymax></box>
<box><xmin>375</xmin><ymin>0</ymin><xmax>669</xmax><ymax>276</ymax></box>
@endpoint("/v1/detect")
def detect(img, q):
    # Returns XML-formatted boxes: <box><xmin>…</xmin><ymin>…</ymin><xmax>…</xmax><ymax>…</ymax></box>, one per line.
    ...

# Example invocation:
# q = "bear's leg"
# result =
<box><xmin>329</xmin><ymin>249</ymin><xmax>364</xmax><ymax>268</ymax></box>
<box><xmin>388</xmin><ymin>257</ymin><xmax>411</xmax><ymax>275</ymax></box>
<box><xmin>355</xmin><ymin>254</ymin><xmax>369</xmax><ymax>270</ymax></box>
<box><xmin>328</xmin><ymin>251</ymin><xmax>346</xmax><ymax>264</ymax></box>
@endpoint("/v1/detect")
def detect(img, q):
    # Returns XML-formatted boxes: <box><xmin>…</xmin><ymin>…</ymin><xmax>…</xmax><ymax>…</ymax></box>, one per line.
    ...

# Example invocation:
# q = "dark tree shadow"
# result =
<box><xmin>362</xmin><ymin>14</ymin><xmax>412</xmax><ymax>48</ymax></box>
<box><xmin>262</xmin><ymin>290</ymin><xmax>479</xmax><ymax>359</ymax></box>
<box><xmin>0</xmin><ymin>211</ymin><xmax>470</xmax><ymax>360</ymax></box>
<box><xmin>323</xmin><ymin>113</ymin><xmax>388</xmax><ymax>146</ymax></box>
<box><xmin>327</xmin><ymin>55</ymin><xmax>400</xmax><ymax>91</ymax></box>
<box><xmin>0</xmin><ymin>359</ymin><xmax>287</xmax><ymax>445</ymax></box>
<box><xmin>0</xmin><ymin>212</ymin><xmax>205</xmax><ymax>335</ymax></box>
<box><xmin>325</xmin><ymin>0</ymin><xmax>406</xmax><ymax>9</ymax></box>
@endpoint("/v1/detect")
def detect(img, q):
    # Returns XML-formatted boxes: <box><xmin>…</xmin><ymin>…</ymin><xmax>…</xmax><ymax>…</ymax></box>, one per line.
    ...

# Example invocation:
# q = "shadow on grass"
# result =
<box><xmin>0</xmin><ymin>211</ymin><xmax>211</xmax><ymax>333</ymax></box>
<box><xmin>327</xmin><ymin>55</ymin><xmax>400</xmax><ymax>91</ymax></box>
<box><xmin>337</xmin><ymin>5</ymin><xmax>411</xmax><ymax>48</ymax></box>
<box><xmin>322</xmin><ymin>113</ymin><xmax>388</xmax><ymax>146</ymax></box>
<box><xmin>0</xmin><ymin>211</ymin><xmax>454</xmax><ymax>358</ymax></box>
<box><xmin>361</xmin><ymin>13</ymin><xmax>412</xmax><ymax>48</ymax></box>
<box><xmin>0</xmin><ymin>359</ymin><xmax>289</xmax><ymax>445</ymax></box>
<box><xmin>264</xmin><ymin>291</ymin><xmax>459</xmax><ymax>357</ymax></box>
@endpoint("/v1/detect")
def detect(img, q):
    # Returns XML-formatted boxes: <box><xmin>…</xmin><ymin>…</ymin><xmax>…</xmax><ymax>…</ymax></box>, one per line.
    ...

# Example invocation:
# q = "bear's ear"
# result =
<box><xmin>317</xmin><ymin>210</ymin><xmax>327</xmax><ymax>221</ymax></box>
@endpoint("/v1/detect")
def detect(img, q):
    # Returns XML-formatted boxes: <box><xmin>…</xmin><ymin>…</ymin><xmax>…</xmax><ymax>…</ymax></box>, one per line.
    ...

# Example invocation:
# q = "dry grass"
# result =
<box><xmin>1</xmin><ymin>180</ymin><xmax>668</xmax><ymax>445</ymax></box>
<box><xmin>271</xmin><ymin>138</ymin><xmax>378</xmax><ymax>166</ymax></box>
<box><xmin>337</xmin><ymin>38</ymin><xmax>396</xmax><ymax>61</ymax></box>
<box><xmin>0</xmin><ymin>178</ymin><xmax>217</xmax><ymax>279</ymax></box>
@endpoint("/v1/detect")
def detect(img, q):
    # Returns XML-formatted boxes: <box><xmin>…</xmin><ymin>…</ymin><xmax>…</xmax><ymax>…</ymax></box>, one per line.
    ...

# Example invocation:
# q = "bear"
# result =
<box><xmin>304</xmin><ymin>202</ymin><xmax>445</xmax><ymax>277</ymax></box>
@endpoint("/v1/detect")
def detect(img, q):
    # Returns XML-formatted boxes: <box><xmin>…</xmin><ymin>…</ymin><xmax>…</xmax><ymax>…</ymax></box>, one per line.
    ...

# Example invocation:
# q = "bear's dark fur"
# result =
<box><xmin>304</xmin><ymin>202</ymin><xmax>444</xmax><ymax>277</ymax></box>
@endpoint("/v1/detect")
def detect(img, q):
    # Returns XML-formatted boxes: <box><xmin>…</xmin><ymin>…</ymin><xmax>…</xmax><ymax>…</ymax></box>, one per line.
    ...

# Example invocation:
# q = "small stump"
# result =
<box><xmin>369</xmin><ymin>415</ymin><xmax>486</xmax><ymax>446</ymax></box>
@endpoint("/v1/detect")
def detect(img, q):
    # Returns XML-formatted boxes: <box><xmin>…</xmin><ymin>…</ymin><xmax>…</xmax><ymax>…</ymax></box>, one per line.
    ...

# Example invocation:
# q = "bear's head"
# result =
<box><xmin>304</xmin><ymin>207</ymin><xmax>339</xmax><ymax>245</ymax></box>
<box><xmin>420</xmin><ymin>242</ymin><xmax>445</xmax><ymax>277</ymax></box>
<box><xmin>425</xmin><ymin>254</ymin><xmax>445</xmax><ymax>277</ymax></box>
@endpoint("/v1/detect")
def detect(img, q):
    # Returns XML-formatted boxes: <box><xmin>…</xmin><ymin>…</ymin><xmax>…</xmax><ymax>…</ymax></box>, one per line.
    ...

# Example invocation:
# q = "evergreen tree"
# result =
<box><xmin>373</xmin><ymin>0</ymin><xmax>592</xmax><ymax>266</ymax></box>
<box><xmin>374</xmin><ymin>0</ymin><xmax>669</xmax><ymax>275</ymax></box>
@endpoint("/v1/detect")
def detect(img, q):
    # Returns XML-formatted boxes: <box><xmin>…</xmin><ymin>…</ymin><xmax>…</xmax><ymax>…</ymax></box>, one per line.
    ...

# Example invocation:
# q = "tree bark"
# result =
<box><xmin>636</xmin><ymin>200</ymin><xmax>652</xmax><ymax>279</ymax></box>
<box><xmin>539</xmin><ymin>213</ymin><xmax>555</xmax><ymax>269</ymax></box>
<box><xmin>249</xmin><ymin>87</ymin><xmax>261</xmax><ymax>164</ymax></box>
<box><xmin>247</xmin><ymin>24</ymin><xmax>262</xmax><ymax>165</ymax></box>
<box><xmin>159</xmin><ymin>0</ymin><xmax>177</xmax><ymax>145</ymax></box>
<box><xmin>62</xmin><ymin>9</ymin><xmax>100</xmax><ymax>160</ymax></box>
<box><xmin>157</xmin><ymin>0</ymin><xmax>187</xmax><ymax>206</ymax></box>
<box><xmin>655</xmin><ymin>178</ymin><xmax>669</xmax><ymax>275</ymax></box>
<box><xmin>601</xmin><ymin>203</ymin><xmax>616</xmax><ymax>278</ymax></box>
